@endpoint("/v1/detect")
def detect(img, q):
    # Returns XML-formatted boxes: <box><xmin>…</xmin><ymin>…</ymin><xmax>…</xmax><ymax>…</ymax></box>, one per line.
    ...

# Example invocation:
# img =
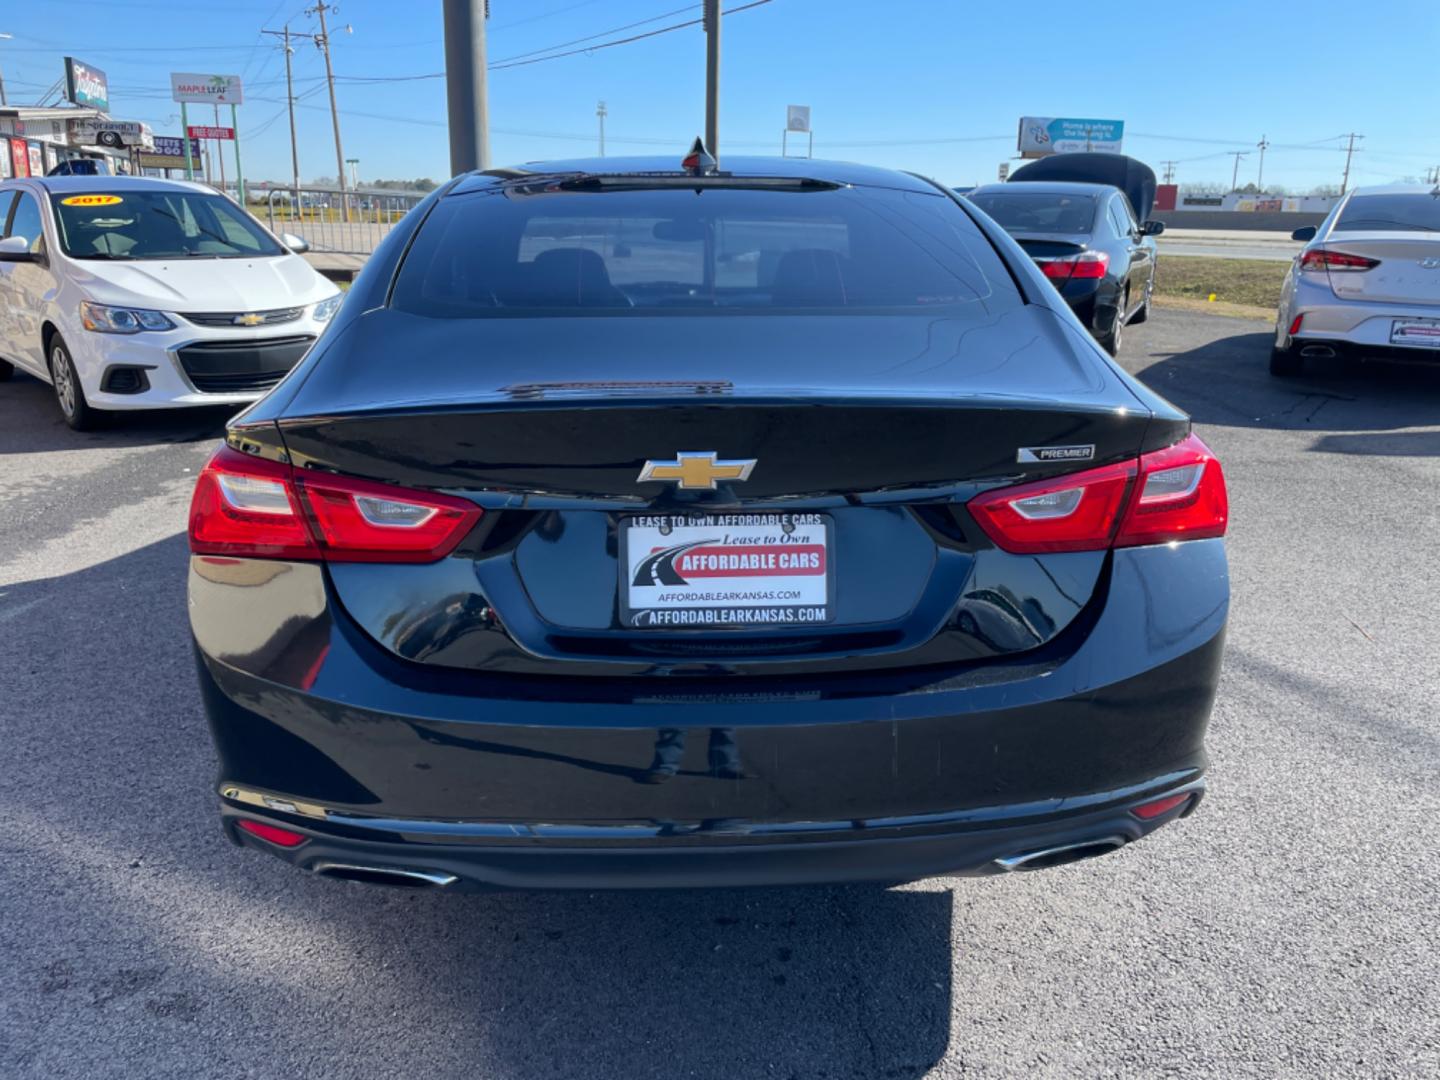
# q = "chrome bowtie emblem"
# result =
<box><xmin>638</xmin><ymin>451</ymin><xmax>756</xmax><ymax>490</ymax></box>
<box><xmin>232</xmin><ymin>312</ymin><xmax>265</xmax><ymax>326</ymax></box>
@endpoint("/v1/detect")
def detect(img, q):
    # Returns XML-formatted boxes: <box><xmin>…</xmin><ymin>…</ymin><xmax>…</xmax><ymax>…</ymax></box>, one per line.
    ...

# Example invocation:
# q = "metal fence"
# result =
<box><xmin>263</xmin><ymin>187</ymin><xmax>427</xmax><ymax>257</ymax></box>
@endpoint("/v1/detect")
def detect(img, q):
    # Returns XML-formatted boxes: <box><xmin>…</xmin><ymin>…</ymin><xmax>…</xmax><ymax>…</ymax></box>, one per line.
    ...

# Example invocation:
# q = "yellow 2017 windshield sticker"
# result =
<box><xmin>60</xmin><ymin>194</ymin><xmax>124</xmax><ymax>207</ymax></box>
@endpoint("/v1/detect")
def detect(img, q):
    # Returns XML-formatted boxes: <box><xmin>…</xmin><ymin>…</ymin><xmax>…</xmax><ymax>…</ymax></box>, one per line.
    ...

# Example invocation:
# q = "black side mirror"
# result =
<box><xmin>1291</xmin><ymin>225</ymin><xmax>1317</xmax><ymax>242</ymax></box>
<box><xmin>1140</xmin><ymin>220</ymin><xmax>1165</xmax><ymax>237</ymax></box>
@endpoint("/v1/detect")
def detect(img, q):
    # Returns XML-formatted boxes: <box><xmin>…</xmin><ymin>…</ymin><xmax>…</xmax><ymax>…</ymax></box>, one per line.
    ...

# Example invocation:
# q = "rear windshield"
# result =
<box><xmin>391</xmin><ymin>183</ymin><xmax>1014</xmax><ymax>317</ymax></box>
<box><xmin>49</xmin><ymin>190</ymin><xmax>285</xmax><ymax>259</ymax></box>
<box><xmin>967</xmin><ymin>191</ymin><xmax>1097</xmax><ymax>235</ymax></box>
<box><xmin>1334</xmin><ymin>194</ymin><xmax>1440</xmax><ymax>233</ymax></box>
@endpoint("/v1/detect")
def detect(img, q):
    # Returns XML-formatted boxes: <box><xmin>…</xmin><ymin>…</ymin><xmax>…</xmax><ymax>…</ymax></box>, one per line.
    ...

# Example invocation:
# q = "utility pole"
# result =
<box><xmin>443</xmin><ymin>0</ymin><xmax>489</xmax><ymax>174</ymax></box>
<box><xmin>308</xmin><ymin>1</ymin><xmax>350</xmax><ymax>221</ymax></box>
<box><xmin>261</xmin><ymin>25</ymin><xmax>302</xmax><ymax>203</ymax></box>
<box><xmin>703</xmin><ymin>0</ymin><xmax>720</xmax><ymax>155</ymax></box>
<box><xmin>1256</xmin><ymin>135</ymin><xmax>1269</xmax><ymax>192</ymax></box>
<box><xmin>1227</xmin><ymin>151</ymin><xmax>1248</xmax><ymax>193</ymax></box>
<box><xmin>596</xmin><ymin>100</ymin><xmax>607</xmax><ymax>157</ymax></box>
<box><xmin>1340</xmin><ymin>132</ymin><xmax>1363</xmax><ymax>194</ymax></box>
<box><xmin>214</xmin><ymin>103</ymin><xmax>226</xmax><ymax>193</ymax></box>
<box><xmin>1160</xmin><ymin>160</ymin><xmax>1177</xmax><ymax>184</ymax></box>
<box><xmin>0</xmin><ymin>33</ymin><xmax>13</xmax><ymax>107</ymax></box>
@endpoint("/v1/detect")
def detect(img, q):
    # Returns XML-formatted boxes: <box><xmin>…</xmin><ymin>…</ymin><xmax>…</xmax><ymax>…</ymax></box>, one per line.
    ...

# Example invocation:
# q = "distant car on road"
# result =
<box><xmin>187</xmin><ymin>153</ymin><xmax>1229</xmax><ymax>892</ymax></box>
<box><xmin>968</xmin><ymin>154</ymin><xmax>1166</xmax><ymax>355</ymax></box>
<box><xmin>1271</xmin><ymin>184</ymin><xmax>1440</xmax><ymax>375</ymax></box>
<box><xmin>0</xmin><ymin>175</ymin><xmax>341</xmax><ymax>429</ymax></box>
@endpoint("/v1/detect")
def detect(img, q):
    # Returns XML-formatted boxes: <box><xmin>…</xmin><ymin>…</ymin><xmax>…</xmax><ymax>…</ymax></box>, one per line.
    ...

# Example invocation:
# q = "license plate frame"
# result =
<box><xmin>1390</xmin><ymin>318</ymin><xmax>1440</xmax><ymax>348</ymax></box>
<box><xmin>618</xmin><ymin>512</ymin><xmax>835</xmax><ymax>630</ymax></box>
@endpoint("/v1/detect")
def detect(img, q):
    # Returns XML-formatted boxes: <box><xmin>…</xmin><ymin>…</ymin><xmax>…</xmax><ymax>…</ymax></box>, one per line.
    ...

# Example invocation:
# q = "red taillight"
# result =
<box><xmin>188</xmin><ymin>448</ymin><xmax>318</xmax><ymax>559</ymax></box>
<box><xmin>236</xmin><ymin>819</ymin><xmax>308</xmax><ymax>847</ymax></box>
<box><xmin>967</xmin><ymin>460</ymin><xmax>1136</xmax><ymax>554</ymax></box>
<box><xmin>1041</xmin><ymin>251</ymin><xmax>1109</xmax><ymax>282</ymax></box>
<box><xmin>1113</xmin><ymin>434</ymin><xmax>1228</xmax><ymax>548</ymax></box>
<box><xmin>1299</xmin><ymin>249</ymin><xmax>1379</xmax><ymax>272</ymax></box>
<box><xmin>968</xmin><ymin>433</ymin><xmax>1228</xmax><ymax>554</ymax></box>
<box><xmin>189</xmin><ymin>446</ymin><xmax>482</xmax><ymax>563</ymax></box>
<box><xmin>1132</xmin><ymin>792</ymin><xmax>1191</xmax><ymax>820</ymax></box>
<box><xmin>1288</xmin><ymin>313</ymin><xmax>1304</xmax><ymax>336</ymax></box>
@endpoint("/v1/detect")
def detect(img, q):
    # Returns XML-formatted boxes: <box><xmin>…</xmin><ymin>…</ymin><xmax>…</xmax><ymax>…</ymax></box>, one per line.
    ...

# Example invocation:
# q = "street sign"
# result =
<box><xmin>786</xmin><ymin>105</ymin><xmax>811</xmax><ymax>134</ymax></box>
<box><xmin>170</xmin><ymin>73</ymin><xmax>244</xmax><ymax>105</ymax></box>
<box><xmin>998</xmin><ymin>162</ymin><xmax>1010</xmax><ymax>181</ymax></box>
<box><xmin>64</xmin><ymin>57</ymin><xmax>110</xmax><ymax>112</ymax></box>
<box><xmin>187</xmin><ymin>125</ymin><xmax>235</xmax><ymax>141</ymax></box>
<box><xmin>1017</xmin><ymin>117</ymin><xmax>1124</xmax><ymax>157</ymax></box>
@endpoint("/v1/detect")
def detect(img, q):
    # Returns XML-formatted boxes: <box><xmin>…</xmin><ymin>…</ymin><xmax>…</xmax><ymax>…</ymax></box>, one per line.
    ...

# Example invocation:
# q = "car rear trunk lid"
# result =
<box><xmin>278</xmin><ymin>309</ymin><xmax>1170</xmax><ymax>675</ymax></box>
<box><xmin>1319</xmin><ymin>233</ymin><xmax>1440</xmax><ymax>306</ymax></box>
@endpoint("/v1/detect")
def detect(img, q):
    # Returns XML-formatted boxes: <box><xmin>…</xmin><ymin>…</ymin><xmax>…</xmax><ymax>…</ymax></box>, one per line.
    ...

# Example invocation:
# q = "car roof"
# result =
<box><xmin>968</xmin><ymin>181</ymin><xmax>1119</xmax><ymax>197</ymax></box>
<box><xmin>449</xmin><ymin>155</ymin><xmax>941</xmax><ymax>195</ymax></box>
<box><xmin>13</xmin><ymin>174</ymin><xmax>217</xmax><ymax>196</ymax></box>
<box><xmin>1344</xmin><ymin>183</ymin><xmax>1440</xmax><ymax>197</ymax></box>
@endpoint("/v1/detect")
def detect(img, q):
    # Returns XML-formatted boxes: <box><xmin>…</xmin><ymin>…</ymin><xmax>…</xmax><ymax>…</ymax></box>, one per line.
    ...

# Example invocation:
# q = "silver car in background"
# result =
<box><xmin>1271</xmin><ymin>184</ymin><xmax>1440</xmax><ymax>375</ymax></box>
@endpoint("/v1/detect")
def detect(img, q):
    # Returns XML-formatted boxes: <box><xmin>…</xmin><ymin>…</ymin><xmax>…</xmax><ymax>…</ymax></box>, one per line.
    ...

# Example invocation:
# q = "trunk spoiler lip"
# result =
<box><xmin>273</xmin><ymin>388</ymin><xmax>1153</xmax><ymax>420</ymax></box>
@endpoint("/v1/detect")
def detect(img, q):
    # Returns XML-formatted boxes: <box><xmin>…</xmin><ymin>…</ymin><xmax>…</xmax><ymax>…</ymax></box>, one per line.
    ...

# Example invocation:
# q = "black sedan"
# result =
<box><xmin>968</xmin><ymin>155</ymin><xmax>1165</xmax><ymax>354</ymax></box>
<box><xmin>188</xmin><ymin>152</ymin><xmax>1229</xmax><ymax>891</ymax></box>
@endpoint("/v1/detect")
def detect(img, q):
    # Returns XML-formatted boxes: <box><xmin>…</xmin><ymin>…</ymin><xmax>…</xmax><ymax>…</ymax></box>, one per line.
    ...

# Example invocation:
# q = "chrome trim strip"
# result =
<box><xmin>992</xmin><ymin>835</ymin><xmax>1126</xmax><ymax>872</ymax></box>
<box><xmin>310</xmin><ymin>862</ymin><xmax>458</xmax><ymax>887</ymax></box>
<box><xmin>220</xmin><ymin>774</ymin><xmax>1204</xmax><ymax>844</ymax></box>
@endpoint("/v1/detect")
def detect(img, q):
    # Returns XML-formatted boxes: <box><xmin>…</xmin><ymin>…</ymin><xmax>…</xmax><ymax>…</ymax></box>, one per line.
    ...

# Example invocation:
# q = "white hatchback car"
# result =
<box><xmin>1272</xmin><ymin>184</ymin><xmax>1440</xmax><ymax>376</ymax></box>
<box><xmin>0</xmin><ymin>175</ymin><xmax>341</xmax><ymax>429</ymax></box>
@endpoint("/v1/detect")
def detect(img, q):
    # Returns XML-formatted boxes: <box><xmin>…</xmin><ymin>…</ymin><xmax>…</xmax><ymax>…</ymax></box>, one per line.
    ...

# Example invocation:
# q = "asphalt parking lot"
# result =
<box><xmin>2</xmin><ymin>308</ymin><xmax>1437</xmax><ymax>1080</ymax></box>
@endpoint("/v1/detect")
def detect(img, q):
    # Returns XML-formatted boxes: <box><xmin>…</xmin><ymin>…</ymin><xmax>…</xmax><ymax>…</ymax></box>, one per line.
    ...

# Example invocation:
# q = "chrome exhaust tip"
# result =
<box><xmin>1299</xmin><ymin>344</ymin><xmax>1336</xmax><ymax>359</ymax></box>
<box><xmin>311</xmin><ymin>862</ymin><xmax>458</xmax><ymax>888</ymax></box>
<box><xmin>993</xmin><ymin>835</ymin><xmax>1126</xmax><ymax>873</ymax></box>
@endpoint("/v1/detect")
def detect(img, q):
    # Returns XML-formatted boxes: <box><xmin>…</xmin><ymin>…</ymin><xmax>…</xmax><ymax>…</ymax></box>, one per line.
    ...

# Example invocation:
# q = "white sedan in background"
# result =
<box><xmin>0</xmin><ymin>175</ymin><xmax>341</xmax><ymax>429</ymax></box>
<box><xmin>1272</xmin><ymin>184</ymin><xmax>1440</xmax><ymax>376</ymax></box>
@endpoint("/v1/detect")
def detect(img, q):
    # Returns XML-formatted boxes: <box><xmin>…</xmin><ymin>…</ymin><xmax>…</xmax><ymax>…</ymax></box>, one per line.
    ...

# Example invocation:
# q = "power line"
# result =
<box><xmin>488</xmin><ymin>4</ymin><xmax>698</xmax><ymax>65</ymax></box>
<box><xmin>490</xmin><ymin>0</ymin><xmax>771</xmax><ymax>71</ymax></box>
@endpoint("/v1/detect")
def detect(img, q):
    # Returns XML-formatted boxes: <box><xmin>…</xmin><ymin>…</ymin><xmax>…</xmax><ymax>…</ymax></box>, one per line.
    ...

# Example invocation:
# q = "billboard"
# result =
<box><xmin>139</xmin><ymin>136</ymin><xmax>202</xmax><ymax>170</ymax></box>
<box><xmin>64</xmin><ymin>57</ymin><xmax>110</xmax><ymax>112</ymax></box>
<box><xmin>68</xmin><ymin>118</ymin><xmax>155</xmax><ymax>151</ymax></box>
<box><xmin>1017</xmin><ymin>117</ymin><xmax>1124</xmax><ymax>157</ymax></box>
<box><xmin>170</xmin><ymin>72</ymin><xmax>244</xmax><ymax>105</ymax></box>
<box><xmin>786</xmin><ymin>105</ymin><xmax>811</xmax><ymax>133</ymax></box>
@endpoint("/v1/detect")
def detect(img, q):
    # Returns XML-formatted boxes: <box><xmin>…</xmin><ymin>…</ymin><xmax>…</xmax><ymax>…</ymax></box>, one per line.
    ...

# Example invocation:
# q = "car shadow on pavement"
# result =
<box><xmin>0</xmin><ymin>534</ymin><xmax>954</xmax><ymax>1080</ymax></box>
<box><xmin>1133</xmin><ymin>331</ymin><xmax>1440</xmax><ymax>438</ymax></box>
<box><xmin>0</xmin><ymin>371</ymin><xmax>237</xmax><ymax>454</ymax></box>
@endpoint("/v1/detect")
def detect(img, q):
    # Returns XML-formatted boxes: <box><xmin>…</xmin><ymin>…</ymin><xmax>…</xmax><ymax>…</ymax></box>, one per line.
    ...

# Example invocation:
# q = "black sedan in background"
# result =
<box><xmin>969</xmin><ymin>154</ymin><xmax>1165</xmax><ymax>354</ymax></box>
<box><xmin>189</xmin><ymin>153</ymin><xmax>1228</xmax><ymax>891</ymax></box>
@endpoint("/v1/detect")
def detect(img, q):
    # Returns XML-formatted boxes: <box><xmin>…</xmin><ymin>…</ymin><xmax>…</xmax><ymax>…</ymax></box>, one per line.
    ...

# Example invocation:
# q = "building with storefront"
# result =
<box><xmin>0</xmin><ymin>105</ymin><xmax>144</xmax><ymax>179</ymax></box>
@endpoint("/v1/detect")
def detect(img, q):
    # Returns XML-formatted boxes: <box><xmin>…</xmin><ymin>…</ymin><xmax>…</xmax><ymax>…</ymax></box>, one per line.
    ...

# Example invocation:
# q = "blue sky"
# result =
<box><xmin>3</xmin><ymin>0</ymin><xmax>1436</xmax><ymax>190</ymax></box>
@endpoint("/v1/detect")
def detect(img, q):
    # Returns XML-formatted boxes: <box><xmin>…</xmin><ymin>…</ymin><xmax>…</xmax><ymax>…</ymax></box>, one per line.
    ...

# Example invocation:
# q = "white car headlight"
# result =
<box><xmin>312</xmin><ymin>294</ymin><xmax>343</xmax><ymax>323</ymax></box>
<box><xmin>80</xmin><ymin>301</ymin><xmax>175</xmax><ymax>334</ymax></box>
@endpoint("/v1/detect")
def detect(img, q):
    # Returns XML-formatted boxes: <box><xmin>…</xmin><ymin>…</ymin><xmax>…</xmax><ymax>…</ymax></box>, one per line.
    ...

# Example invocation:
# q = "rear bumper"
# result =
<box><xmin>192</xmin><ymin>539</ymin><xmax>1229</xmax><ymax>889</ymax></box>
<box><xmin>1286</xmin><ymin>280</ymin><xmax>1440</xmax><ymax>361</ymax></box>
<box><xmin>218</xmin><ymin>780</ymin><xmax>1206</xmax><ymax>890</ymax></box>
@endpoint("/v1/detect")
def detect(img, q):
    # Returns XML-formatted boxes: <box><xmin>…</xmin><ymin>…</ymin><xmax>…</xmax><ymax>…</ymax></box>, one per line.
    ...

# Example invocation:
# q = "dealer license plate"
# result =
<box><xmin>1390</xmin><ymin>318</ymin><xmax>1440</xmax><ymax>348</ymax></box>
<box><xmin>619</xmin><ymin>512</ymin><xmax>834</xmax><ymax>629</ymax></box>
